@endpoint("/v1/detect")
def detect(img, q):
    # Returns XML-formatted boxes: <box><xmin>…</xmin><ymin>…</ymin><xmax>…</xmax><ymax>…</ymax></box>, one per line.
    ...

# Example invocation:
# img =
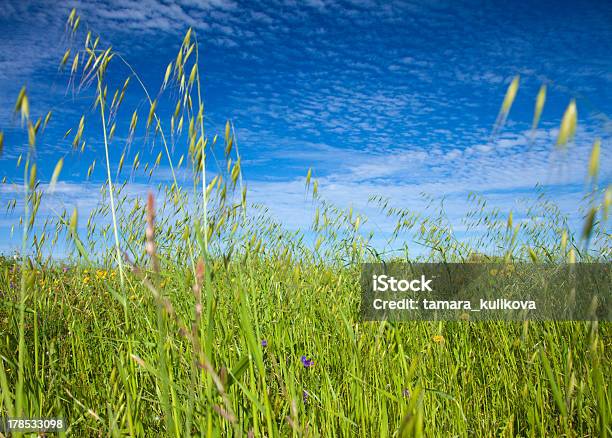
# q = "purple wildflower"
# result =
<box><xmin>402</xmin><ymin>388</ymin><xmax>411</xmax><ymax>398</ymax></box>
<box><xmin>261</xmin><ymin>339</ymin><xmax>268</xmax><ymax>348</ymax></box>
<box><xmin>301</xmin><ymin>355</ymin><xmax>314</xmax><ymax>368</ymax></box>
<box><xmin>302</xmin><ymin>390</ymin><xmax>309</xmax><ymax>403</ymax></box>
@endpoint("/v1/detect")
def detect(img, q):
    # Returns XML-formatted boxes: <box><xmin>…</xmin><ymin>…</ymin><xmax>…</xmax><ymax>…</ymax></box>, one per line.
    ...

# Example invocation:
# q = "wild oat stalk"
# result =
<box><xmin>193</xmin><ymin>31</ymin><xmax>209</xmax><ymax>254</ymax></box>
<box><xmin>144</xmin><ymin>193</ymin><xmax>176</xmax><ymax>435</ymax></box>
<box><xmin>114</xmin><ymin>52</ymin><xmax>199</xmax><ymax>278</ymax></box>
<box><xmin>96</xmin><ymin>67</ymin><xmax>125</xmax><ymax>286</ymax></box>
<box><xmin>15</xmin><ymin>87</ymin><xmax>32</xmax><ymax>418</ymax></box>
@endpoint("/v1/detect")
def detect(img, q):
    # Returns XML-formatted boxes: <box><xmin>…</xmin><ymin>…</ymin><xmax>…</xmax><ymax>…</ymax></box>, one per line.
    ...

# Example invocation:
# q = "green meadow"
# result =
<box><xmin>0</xmin><ymin>10</ymin><xmax>610</xmax><ymax>437</ymax></box>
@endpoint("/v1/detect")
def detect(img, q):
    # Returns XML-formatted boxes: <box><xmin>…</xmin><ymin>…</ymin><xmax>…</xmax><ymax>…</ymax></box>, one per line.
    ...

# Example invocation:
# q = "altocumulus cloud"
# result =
<box><xmin>0</xmin><ymin>0</ymin><xmax>610</xmax><ymax>255</ymax></box>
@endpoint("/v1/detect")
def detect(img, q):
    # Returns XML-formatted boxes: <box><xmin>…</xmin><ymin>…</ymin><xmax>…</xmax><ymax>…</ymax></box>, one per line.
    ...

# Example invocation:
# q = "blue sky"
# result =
<box><xmin>0</xmin><ymin>0</ymin><xmax>610</xmax><ymax>256</ymax></box>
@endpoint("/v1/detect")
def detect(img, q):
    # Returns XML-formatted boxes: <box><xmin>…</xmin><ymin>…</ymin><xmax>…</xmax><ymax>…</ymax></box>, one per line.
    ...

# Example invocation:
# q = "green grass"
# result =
<box><xmin>0</xmin><ymin>258</ymin><xmax>610</xmax><ymax>436</ymax></box>
<box><xmin>0</xmin><ymin>8</ymin><xmax>610</xmax><ymax>437</ymax></box>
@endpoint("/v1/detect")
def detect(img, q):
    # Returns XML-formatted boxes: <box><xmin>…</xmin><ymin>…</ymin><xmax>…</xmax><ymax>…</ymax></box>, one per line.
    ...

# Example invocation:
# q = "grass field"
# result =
<box><xmin>0</xmin><ymin>256</ymin><xmax>610</xmax><ymax>436</ymax></box>
<box><xmin>0</xmin><ymin>9</ymin><xmax>610</xmax><ymax>437</ymax></box>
